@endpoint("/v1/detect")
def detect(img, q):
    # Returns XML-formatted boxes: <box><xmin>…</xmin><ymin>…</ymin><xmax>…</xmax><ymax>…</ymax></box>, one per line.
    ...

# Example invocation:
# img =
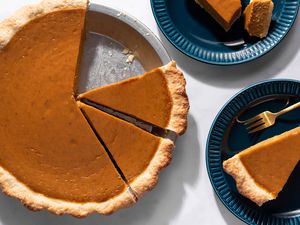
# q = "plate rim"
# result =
<box><xmin>206</xmin><ymin>79</ymin><xmax>300</xmax><ymax>225</ymax></box>
<box><xmin>150</xmin><ymin>0</ymin><xmax>300</xmax><ymax>65</ymax></box>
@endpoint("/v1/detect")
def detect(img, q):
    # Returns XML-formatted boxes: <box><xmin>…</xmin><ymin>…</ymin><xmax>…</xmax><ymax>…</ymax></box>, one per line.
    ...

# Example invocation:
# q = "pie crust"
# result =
<box><xmin>129</xmin><ymin>138</ymin><xmax>174</xmax><ymax>198</ymax></box>
<box><xmin>223</xmin><ymin>155</ymin><xmax>275</xmax><ymax>206</ymax></box>
<box><xmin>160</xmin><ymin>61</ymin><xmax>189</xmax><ymax>135</ymax></box>
<box><xmin>244</xmin><ymin>0</ymin><xmax>274</xmax><ymax>38</ymax></box>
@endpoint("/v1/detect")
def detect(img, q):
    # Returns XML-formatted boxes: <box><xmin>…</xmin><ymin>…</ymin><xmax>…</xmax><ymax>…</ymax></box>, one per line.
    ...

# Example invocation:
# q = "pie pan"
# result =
<box><xmin>207</xmin><ymin>80</ymin><xmax>300</xmax><ymax>225</ymax></box>
<box><xmin>77</xmin><ymin>3</ymin><xmax>171</xmax><ymax>94</ymax></box>
<box><xmin>151</xmin><ymin>0</ymin><xmax>299</xmax><ymax>65</ymax></box>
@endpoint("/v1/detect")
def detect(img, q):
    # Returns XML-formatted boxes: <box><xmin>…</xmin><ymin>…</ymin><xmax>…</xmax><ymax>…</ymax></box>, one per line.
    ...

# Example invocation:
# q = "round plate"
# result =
<box><xmin>207</xmin><ymin>80</ymin><xmax>300</xmax><ymax>225</ymax></box>
<box><xmin>151</xmin><ymin>0</ymin><xmax>300</xmax><ymax>65</ymax></box>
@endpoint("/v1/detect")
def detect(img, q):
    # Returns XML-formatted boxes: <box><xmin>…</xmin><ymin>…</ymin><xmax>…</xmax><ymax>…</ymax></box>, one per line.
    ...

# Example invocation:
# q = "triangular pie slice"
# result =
<box><xmin>0</xmin><ymin>0</ymin><xmax>135</xmax><ymax>217</ymax></box>
<box><xmin>223</xmin><ymin>127</ymin><xmax>300</xmax><ymax>206</ymax></box>
<box><xmin>78</xmin><ymin>102</ymin><xmax>175</xmax><ymax>198</ymax></box>
<box><xmin>78</xmin><ymin>61</ymin><xmax>189</xmax><ymax>135</ymax></box>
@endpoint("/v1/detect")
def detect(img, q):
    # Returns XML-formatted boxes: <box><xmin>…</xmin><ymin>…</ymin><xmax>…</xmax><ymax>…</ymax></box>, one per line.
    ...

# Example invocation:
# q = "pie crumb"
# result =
<box><xmin>126</xmin><ymin>54</ymin><xmax>135</xmax><ymax>64</ymax></box>
<box><xmin>122</xmin><ymin>48</ymin><xmax>130</xmax><ymax>55</ymax></box>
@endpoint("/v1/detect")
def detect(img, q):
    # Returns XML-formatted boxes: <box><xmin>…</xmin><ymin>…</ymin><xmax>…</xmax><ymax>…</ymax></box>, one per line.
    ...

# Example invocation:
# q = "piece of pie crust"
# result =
<box><xmin>195</xmin><ymin>0</ymin><xmax>242</xmax><ymax>31</ymax></box>
<box><xmin>223</xmin><ymin>127</ymin><xmax>300</xmax><ymax>206</ymax></box>
<box><xmin>0</xmin><ymin>0</ymin><xmax>136</xmax><ymax>217</ymax></box>
<box><xmin>244</xmin><ymin>0</ymin><xmax>274</xmax><ymax>38</ymax></box>
<box><xmin>78</xmin><ymin>61</ymin><xmax>189</xmax><ymax>135</ymax></box>
<box><xmin>78</xmin><ymin>102</ymin><xmax>175</xmax><ymax>198</ymax></box>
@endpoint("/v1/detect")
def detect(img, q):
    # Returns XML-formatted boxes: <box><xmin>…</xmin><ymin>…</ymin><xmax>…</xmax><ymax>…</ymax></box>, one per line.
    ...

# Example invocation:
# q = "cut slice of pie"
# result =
<box><xmin>244</xmin><ymin>0</ymin><xmax>274</xmax><ymax>38</ymax></box>
<box><xmin>78</xmin><ymin>102</ymin><xmax>175</xmax><ymax>198</ymax></box>
<box><xmin>0</xmin><ymin>0</ymin><xmax>135</xmax><ymax>217</ymax></box>
<box><xmin>78</xmin><ymin>61</ymin><xmax>189</xmax><ymax>135</ymax></box>
<box><xmin>223</xmin><ymin>127</ymin><xmax>300</xmax><ymax>206</ymax></box>
<box><xmin>195</xmin><ymin>0</ymin><xmax>242</xmax><ymax>31</ymax></box>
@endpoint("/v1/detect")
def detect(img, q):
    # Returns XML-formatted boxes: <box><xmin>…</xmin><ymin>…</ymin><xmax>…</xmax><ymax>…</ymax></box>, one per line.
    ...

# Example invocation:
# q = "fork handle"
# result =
<box><xmin>275</xmin><ymin>102</ymin><xmax>300</xmax><ymax>116</ymax></box>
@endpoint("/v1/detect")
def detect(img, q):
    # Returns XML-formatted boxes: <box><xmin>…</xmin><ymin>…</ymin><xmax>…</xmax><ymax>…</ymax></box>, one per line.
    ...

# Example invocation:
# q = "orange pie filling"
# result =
<box><xmin>0</xmin><ymin>0</ymin><xmax>188</xmax><ymax>216</ymax></box>
<box><xmin>78</xmin><ymin>103</ymin><xmax>174</xmax><ymax>197</ymax></box>
<box><xmin>78</xmin><ymin>68</ymin><xmax>173</xmax><ymax>129</ymax></box>
<box><xmin>0</xmin><ymin>9</ymin><xmax>129</xmax><ymax>203</ymax></box>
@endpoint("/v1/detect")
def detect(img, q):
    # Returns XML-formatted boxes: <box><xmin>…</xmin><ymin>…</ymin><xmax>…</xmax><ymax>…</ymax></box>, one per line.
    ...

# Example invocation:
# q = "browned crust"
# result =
<box><xmin>161</xmin><ymin>61</ymin><xmax>189</xmax><ymax>135</ymax></box>
<box><xmin>243</xmin><ymin>0</ymin><xmax>274</xmax><ymax>38</ymax></box>
<box><xmin>223</xmin><ymin>155</ymin><xmax>275</xmax><ymax>206</ymax></box>
<box><xmin>0</xmin><ymin>0</ymin><xmax>88</xmax><ymax>49</ymax></box>
<box><xmin>0</xmin><ymin>166</ymin><xmax>136</xmax><ymax>217</ymax></box>
<box><xmin>0</xmin><ymin>0</ymin><xmax>138</xmax><ymax>217</ymax></box>
<box><xmin>129</xmin><ymin>138</ymin><xmax>175</xmax><ymax>198</ymax></box>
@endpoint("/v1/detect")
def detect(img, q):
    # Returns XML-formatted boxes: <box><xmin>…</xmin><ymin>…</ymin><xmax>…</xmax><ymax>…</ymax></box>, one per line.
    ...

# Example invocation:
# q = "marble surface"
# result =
<box><xmin>0</xmin><ymin>0</ymin><xmax>299</xmax><ymax>225</ymax></box>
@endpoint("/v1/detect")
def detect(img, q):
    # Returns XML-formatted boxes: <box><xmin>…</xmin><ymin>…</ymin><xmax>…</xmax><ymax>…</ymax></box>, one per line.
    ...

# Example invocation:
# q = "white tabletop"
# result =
<box><xmin>0</xmin><ymin>1</ymin><xmax>299</xmax><ymax>225</ymax></box>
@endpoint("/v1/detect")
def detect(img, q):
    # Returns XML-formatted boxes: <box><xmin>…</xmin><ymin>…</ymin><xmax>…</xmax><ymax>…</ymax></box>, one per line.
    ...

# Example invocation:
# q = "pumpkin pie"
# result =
<box><xmin>78</xmin><ymin>61</ymin><xmax>189</xmax><ymax>135</ymax></box>
<box><xmin>195</xmin><ymin>0</ymin><xmax>242</xmax><ymax>31</ymax></box>
<box><xmin>244</xmin><ymin>0</ymin><xmax>274</xmax><ymax>38</ymax></box>
<box><xmin>78</xmin><ymin>102</ymin><xmax>174</xmax><ymax>198</ymax></box>
<box><xmin>0</xmin><ymin>0</ymin><xmax>189</xmax><ymax>217</ymax></box>
<box><xmin>0</xmin><ymin>0</ymin><xmax>136</xmax><ymax>217</ymax></box>
<box><xmin>223</xmin><ymin>127</ymin><xmax>300</xmax><ymax>206</ymax></box>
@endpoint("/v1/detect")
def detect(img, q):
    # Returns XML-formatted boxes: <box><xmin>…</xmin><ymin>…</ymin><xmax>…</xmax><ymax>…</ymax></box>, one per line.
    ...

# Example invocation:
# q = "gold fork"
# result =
<box><xmin>241</xmin><ymin>102</ymin><xmax>300</xmax><ymax>134</ymax></box>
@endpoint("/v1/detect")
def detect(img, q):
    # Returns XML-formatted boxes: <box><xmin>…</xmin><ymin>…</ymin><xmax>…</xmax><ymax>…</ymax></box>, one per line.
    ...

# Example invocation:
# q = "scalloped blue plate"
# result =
<box><xmin>151</xmin><ymin>0</ymin><xmax>299</xmax><ymax>65</ymax></box>
<box><xmin>207</xmin><ymin>80</ymin><xmax>300</xmax><ymax>225</ymax></box>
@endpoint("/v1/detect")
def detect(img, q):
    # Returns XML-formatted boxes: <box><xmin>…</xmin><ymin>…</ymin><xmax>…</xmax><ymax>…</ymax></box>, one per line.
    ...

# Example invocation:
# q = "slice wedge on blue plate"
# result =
<box><xmin>151</xmin><ymin>0</ymin><xmax>299</xmax><ymax>65</ymax></box>
<box><xmin>207</xmin><ymin>80</ymin><xmax>300</xmax><ymax>225</ymax></box>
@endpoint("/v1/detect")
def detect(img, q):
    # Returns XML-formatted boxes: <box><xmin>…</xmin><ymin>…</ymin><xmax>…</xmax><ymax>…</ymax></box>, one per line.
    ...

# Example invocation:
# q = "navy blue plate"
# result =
<box><xmin>151</xmin><ymin>0</ymin><xmax>299</xmax><ymax>65</ymax></box>
<box><xmin>207</xmin><ymin>80</ymin><xmax>300</xmax><ymax>225</ymax></box>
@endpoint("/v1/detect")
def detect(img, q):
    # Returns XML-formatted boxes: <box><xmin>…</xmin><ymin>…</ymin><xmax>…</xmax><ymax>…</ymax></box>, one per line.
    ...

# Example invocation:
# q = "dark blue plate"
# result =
<box><xmin>151</xmin><ymin>0</ymin><xmax>300</xmax><ymax>65</ymax></box>
<box><xmin>207</xmin><ymin>80</ymin><xmax>300</xmax><ymax>225</ymax></box>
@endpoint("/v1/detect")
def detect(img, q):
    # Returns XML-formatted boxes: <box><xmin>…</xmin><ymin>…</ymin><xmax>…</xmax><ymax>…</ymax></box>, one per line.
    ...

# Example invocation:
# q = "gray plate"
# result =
<box><xmin>77</xmin><ymin>3</ymin><xmax>171</xmax><ymax>94</ymax></box>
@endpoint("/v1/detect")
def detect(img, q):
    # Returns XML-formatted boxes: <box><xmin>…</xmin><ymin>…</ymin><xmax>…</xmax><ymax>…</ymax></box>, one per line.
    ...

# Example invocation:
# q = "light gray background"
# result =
<box><xmin>0</xmin><ymin>1</ymin><xmax>299</xmax><ymax>224</ymax></box>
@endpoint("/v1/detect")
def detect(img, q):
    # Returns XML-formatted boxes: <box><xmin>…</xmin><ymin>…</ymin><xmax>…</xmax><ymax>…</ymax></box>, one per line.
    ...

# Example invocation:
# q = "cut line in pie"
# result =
<box><xmin>78</xmin><ymin>102</ymin><xmax>175</xmax><ymax>199</ymax></box>
<box><xmin>78</xmin><ymin>61</ymin><xmax>189</xmax><ymax>135</ymax></box>
<box><xmin>0</xmin><ymin>0</ymin><xmax>189</xmax><ymax>217</ymax></box>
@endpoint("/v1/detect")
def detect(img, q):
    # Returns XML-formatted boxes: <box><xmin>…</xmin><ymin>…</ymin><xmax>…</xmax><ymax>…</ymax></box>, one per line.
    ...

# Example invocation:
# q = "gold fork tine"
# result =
<box><xmin>243</xmin><ymin>115</ymin><xmax>263</xmax><ymax>125</ymax></box>
<box><xmin>248</xmin><ymin>123</ymin><xmax>269</xmax><ymax>134</ymax></box>
<box><xmin>246</xmin><ymin>119</ymin><xmax>265</xmax><ymax>130</ymax></box>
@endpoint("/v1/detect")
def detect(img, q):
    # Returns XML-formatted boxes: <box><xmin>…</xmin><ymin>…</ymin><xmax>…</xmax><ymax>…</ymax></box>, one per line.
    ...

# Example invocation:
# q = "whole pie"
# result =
<box><xmin>223</xmin><ymin>127</ymin><xmax>300</xmax><ymax>206</ymax></box>
<box><xmin>0</xmin><ymin>0</ymin><xmax>189</xmax><ymax>217</ymax></box>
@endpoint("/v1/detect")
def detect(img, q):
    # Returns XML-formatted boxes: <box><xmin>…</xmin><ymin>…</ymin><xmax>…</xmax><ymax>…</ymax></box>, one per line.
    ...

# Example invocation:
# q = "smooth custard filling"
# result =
<box><xmin>0</xmin><ymin>10</ymin><xmax>128</xmax><ymax>203</ymax></box>
<box><xmin>78</xmin><ymin>68</ymin><xmax>173</xmax><ymax>129</ymax></box>
<box><xmin>239</xmin><ymin>129</ymin><xmax>300</xmax><ymax>195</ymax></box>
<box><xmin>79</xmin><ymin>103</ymin><xmax>165</xmax><ymax>183</ymax></box>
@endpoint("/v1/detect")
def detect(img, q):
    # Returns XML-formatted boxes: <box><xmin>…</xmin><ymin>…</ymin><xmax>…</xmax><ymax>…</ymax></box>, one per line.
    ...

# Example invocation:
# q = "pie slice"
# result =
<box><xmin>244</xmin><ymin>0</ymin><xmax>274</xmax><ymax>38</ymax></box>
<box><xmin>195</xmin><ymin>0</ymin><xmax>242</xmax><ymax>31</ymax></box>
<box><xmin>223</xmin><ymin>127</ymin><xmax>300</xmax><ymax>206</ymax></box>
<box><xmin>78</xmin><ymin>102</ymin><xmax>175</xmax><ymax>198</ymax></box>
<box><xmin>0</xmin><ymin>0</ymin><xmax>135</xmax><ymax>217</ymax></box>
<box><xmin>78</xmin><ymin>61</ymin><xmax>189</xmax><ymax>135</ymax></box>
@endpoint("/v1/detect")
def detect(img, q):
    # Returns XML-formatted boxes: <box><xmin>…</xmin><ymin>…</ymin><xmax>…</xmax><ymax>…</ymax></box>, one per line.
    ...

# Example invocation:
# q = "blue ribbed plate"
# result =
<box><xmin>151</xmin><ymin>0</ymin><xmax>299</xmax><ymax>65</ymax></box>
<box><xmin>207</xmin><ymin>80</ymin><xmax>300</xmax><ymax>225</ymax></box>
